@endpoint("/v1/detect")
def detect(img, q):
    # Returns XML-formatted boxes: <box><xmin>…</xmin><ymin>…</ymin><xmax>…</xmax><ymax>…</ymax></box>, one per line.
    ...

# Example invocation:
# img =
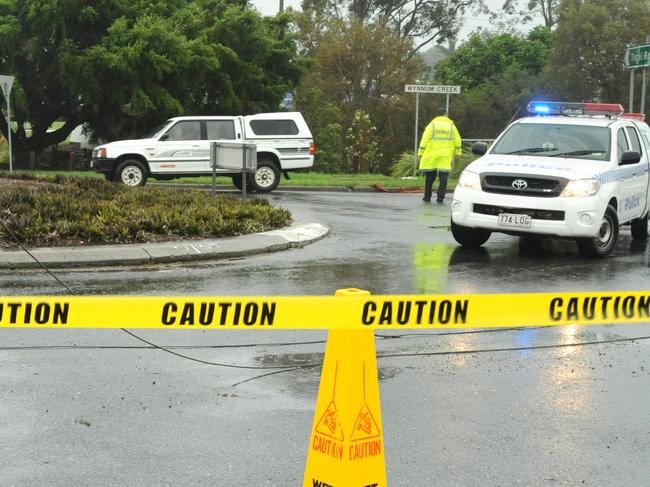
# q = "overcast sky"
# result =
<box><xmin>248</xmin><ymin>0</ymin><xmax>521</xmax><ymax>42</ymax></box>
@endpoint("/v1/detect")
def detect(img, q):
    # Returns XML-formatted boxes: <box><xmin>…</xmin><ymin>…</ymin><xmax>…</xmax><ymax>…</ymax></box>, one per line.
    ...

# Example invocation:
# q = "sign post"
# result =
<box><xmin>625</xmin><ymin>43</ymin><xmax>650</xmax><ymax>113</ymax></box>
<box><xmin>404</xmin><ymin>84</ymin><xmax>461</xmax><ymax>175</ymax></box>
<box><xmin>0</xmin><ymin>75</ymin><xmax>15</xmax><ymax>172</ymax></box>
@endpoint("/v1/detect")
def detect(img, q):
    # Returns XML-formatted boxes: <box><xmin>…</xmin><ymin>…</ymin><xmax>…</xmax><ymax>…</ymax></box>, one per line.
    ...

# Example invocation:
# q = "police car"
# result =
<box><xmin>451</xmin><ymin>102</ymin><xmax>650</xmax><ymax>257</ymax></box>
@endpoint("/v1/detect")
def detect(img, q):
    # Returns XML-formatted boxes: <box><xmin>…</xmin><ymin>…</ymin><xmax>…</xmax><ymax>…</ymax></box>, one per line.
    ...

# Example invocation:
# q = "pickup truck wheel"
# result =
<box><xmin>116</xmin><ymin>160</ymin><xmax>147</xmax><ymax>187</ymax></box>
<box><xmin>251</xmin><ymin>160</ymin><xmax>280</xmax><ymax>193</ymax></box>
<box><xmin>450</xmin><ymin>220</ymin><xmax>491</xmax><ymax>247</ymax></box>
<box><xmin>232</xmin><ymin>175</ymin><xmax>243</xmax><ymax>190</ymax></box>
<box><xmin>576</xmin><ymin>205</ymin><xmax>618</xmax><ymax>258</ymax></box>
<box><xmin>631</xmin><ymin>212</ymin><xmax>649</xmax><ymax>241</ymax></box>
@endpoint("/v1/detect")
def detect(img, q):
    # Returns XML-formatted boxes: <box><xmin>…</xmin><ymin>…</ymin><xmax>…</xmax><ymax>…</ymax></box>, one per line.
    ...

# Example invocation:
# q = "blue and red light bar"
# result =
<box><xmin>527</xmin><ymin>101</ymin><xmax>625</xmax><ymax>117</ymax></box>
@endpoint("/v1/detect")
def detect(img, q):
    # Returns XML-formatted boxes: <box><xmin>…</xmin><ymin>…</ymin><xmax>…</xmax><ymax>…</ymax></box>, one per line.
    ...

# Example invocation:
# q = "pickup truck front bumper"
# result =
<box><xmin>451</xmin><ymin>187</ymin><xmax>605</xmax><ymax>238</ymax></box>
<box><xmin>90</xmin><ymin>157</ymin><xmax>118</xmax><ymax>173</ymax></box>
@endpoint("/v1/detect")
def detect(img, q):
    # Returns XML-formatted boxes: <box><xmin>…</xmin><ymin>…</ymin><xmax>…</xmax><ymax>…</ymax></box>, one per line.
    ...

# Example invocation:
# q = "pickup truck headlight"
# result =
<box><xmin>560</xmin><ymin>179</ymin><xmax>601</xmax><ymax>197</ymax></box>
<box><xmin>458</xmin><ymin>170</ymin><xmax>481</xmax><ymax>190</ymax></box>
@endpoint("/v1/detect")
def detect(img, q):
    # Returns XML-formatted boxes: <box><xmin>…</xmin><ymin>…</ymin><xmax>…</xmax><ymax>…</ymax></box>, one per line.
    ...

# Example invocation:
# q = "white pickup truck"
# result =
<box><xmin>451</xmin><ymin>102</ymin><xmax>650</xmax><ymax>257</ymax></box>
<box><xmin>90</xmin><ymin>112</ymin><xmax>314</xmax><ymax>193</ymax></box>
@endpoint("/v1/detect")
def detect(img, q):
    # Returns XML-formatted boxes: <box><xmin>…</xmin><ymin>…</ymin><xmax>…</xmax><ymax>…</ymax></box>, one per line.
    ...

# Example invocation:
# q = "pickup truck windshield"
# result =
<box><xmin>491</xmin><ymin>123</ymin><xmax>611</xmax><ymax>161</ymax></box>
<box><xmin>142</xmin><ymin>123</ymin><xmax>168</xmax><ymax>139</ymax></box>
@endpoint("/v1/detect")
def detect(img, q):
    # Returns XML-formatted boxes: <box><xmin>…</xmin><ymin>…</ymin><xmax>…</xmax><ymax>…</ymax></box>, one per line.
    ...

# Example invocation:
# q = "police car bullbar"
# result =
<box><xmin>451</xmin><ymin>101</ymin><xmax>650</xmax><ymax>257</ymax></box>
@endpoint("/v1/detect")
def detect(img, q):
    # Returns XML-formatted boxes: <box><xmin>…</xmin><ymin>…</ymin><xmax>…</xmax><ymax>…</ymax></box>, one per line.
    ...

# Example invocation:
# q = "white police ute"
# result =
<box><xmin>451</xmin><ymin>101</ymin><xmax>650</xmax><ymax>257</ymax></box>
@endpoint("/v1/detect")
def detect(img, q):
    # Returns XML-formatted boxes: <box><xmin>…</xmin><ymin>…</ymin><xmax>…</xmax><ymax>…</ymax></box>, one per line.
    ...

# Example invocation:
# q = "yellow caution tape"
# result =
<box><xmin>1</xmin><ymin>291</ymin><xmax>650</xmax><ymax>329</ymax></box>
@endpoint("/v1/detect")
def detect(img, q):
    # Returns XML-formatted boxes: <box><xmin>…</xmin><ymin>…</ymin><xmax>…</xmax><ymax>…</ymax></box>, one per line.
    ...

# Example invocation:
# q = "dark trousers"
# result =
<box><xmin>423</xmin><ymin>170</ymin><xmax>449</xmax><ymax>201</ymax></box>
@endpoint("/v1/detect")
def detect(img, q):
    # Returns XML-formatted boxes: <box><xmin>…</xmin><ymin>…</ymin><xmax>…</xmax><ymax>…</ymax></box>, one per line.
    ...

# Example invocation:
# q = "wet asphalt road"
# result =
<box><xmin>2</xmin><ymin>190</ymin><xmax>650</xmax><ymax>486</ymax></box>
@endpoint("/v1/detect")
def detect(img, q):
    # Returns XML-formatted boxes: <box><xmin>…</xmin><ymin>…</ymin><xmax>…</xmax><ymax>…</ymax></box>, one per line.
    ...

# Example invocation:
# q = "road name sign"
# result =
<box><xmin>404</xmin><ymin>84</ymin><xmax>461</xmax><ymax>94</ymax></box>
<box><xmin>625</xmin><ymin>45</ymin><xmax>650</xmax><ymax>69</ymax></box>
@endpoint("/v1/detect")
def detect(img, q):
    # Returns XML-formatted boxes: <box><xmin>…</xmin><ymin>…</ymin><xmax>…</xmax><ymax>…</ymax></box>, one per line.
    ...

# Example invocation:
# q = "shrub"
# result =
<box><xmin>0</xmin><ymin>175</ymin><xmax>292</xmax><ymax>248</ymax></box>
<box><xmin>390</xmin><ymin>150</ymin><xmax>418</xmax><ymax>178</ymax></box>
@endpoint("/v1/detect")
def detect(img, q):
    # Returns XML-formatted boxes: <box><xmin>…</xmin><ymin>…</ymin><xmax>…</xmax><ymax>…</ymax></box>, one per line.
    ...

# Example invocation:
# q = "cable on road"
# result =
<box><xmin>232</xmin><ymin>334</ymin><xmax>650</xmax><ymax>386</ymax></box>
<box><xmin>0</xmin><ymin>327</ymin><xmax>534</xmax><ymax>351</ymax></box>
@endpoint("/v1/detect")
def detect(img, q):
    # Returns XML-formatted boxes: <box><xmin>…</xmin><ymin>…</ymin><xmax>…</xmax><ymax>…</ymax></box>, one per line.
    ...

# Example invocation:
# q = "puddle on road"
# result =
<box><xmin>256</xmin><ymin>352</ymin><xmax>403</xmax><ymax>397</ymax></box>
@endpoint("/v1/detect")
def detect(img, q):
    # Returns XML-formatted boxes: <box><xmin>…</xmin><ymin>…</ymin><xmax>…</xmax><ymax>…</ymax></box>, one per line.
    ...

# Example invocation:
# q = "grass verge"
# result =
<box><xmin>0</xmin><ymin>173</ymin><xmax>292</xmax><ymax>248</ymax></box>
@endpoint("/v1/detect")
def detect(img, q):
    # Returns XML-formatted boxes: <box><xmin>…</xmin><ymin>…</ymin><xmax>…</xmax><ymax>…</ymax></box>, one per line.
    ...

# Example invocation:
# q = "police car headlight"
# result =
<box><xmin>458</xmin><ymin>170</ymin><xmax>481</xmax><ymax>190</ymax></box>
<box><xmin>560</xmin><ymin>179</ymin><xmax>601</xmax><ymax>197</ymax></box>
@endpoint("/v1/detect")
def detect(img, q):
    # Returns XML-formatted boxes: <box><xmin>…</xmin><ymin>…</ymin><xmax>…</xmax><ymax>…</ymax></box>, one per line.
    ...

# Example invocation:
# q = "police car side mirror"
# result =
<box><xmin>472</xmin><ymin>142</ymin><xmax>488</xmax><ymax>156</ymax></box>
<box><xmin>620</xmin><ymin>150</ymin><xmax>641</xmax><ymax>165</ymax></box>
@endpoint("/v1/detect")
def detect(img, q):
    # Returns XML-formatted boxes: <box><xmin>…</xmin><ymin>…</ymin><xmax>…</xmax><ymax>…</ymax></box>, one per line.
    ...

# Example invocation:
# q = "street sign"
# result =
<box><xmin>0</xmin><ymin>75</ymin><xmax>13</xmax><ymax>98</ymax></box>
<box><xmin>404</xmin><ymin>84</ymin><xmax>461</xmax><ymax>94</ymax></box>
<box><xmin>625</xmin><ymin>45</ymin><xmax>650</xmax><ymax>69</ymax></box>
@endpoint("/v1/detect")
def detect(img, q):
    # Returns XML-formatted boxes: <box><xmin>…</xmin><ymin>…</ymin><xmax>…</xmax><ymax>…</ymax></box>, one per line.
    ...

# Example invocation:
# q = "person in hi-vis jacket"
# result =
<box><xmin>417</xmin><ymin>108</ymin><xmax>462</xmax><ymax>203</ymax></box>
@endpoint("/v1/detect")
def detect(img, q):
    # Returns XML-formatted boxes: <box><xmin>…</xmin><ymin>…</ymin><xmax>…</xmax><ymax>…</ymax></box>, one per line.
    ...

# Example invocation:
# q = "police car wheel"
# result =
<box><xmin>576</xmin><ymin>205</ymin><xmax>618</xmax><ymax>258</ymax></box>
<box><xmin>631</xmin><ymin>212</ymin><xmax>649</xmax><ymax>241</ymax></box>
<box><xmin>450</xmin><ymin>219</ymin><xmax>491</xmax><ymax>247</ymax></box>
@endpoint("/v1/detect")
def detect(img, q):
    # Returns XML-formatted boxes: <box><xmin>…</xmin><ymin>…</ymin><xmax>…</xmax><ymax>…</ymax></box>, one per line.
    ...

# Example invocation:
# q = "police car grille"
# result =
<box><xmin>473</xmin><ymin>204</ymin><xmax>565</xmax><ymax>221</ymax></box>
<box><xmin>481</xmin><ymin>174</ymin><xmax>565</xmax><ymax>197</ymax></box>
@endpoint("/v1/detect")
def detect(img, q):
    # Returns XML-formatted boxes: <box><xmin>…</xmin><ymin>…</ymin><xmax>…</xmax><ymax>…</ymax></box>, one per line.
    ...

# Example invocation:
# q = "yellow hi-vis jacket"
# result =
<box><xmin>417</xmin><ymin>116</ymin><xmax>462</xmax><ymax>171</ymax></box>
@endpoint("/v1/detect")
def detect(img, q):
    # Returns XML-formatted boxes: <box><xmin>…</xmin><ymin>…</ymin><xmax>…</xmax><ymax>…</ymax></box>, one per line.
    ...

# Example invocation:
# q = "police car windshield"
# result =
<box><xmin>491</xmin><ymin>123</ymin><xmax>611</xmax><ymax>161</ymax></box>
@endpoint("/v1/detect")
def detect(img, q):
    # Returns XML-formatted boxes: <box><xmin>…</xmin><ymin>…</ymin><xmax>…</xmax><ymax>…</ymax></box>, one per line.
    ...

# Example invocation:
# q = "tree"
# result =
<box><xmin>345</xmin><ymin>110</ymin><xmax>381</xmax><ymax>172</ymax></box>
<box><xmin>0</xmin><ymin>0</ymin><xmax>302</xmax><ymax>165</ymax></box>
<box><xmin>547</xmin><ymin>0</ymin><xmax>650</xmax><ymax>104</ymax></box>
<box><xmin>295</xmin><ymin>14</ymin><xmax>419</xmax><ymax>172</ymax></box>
<box><xmin>301</xmin><ymin>0</ymin><xmax>484</xmax><ymax>55</ymax></box>
<box><xmin>501</xmin><ymin>0</ymin><xmax>561</xmax><ymax>28</ymax></box>
<box><xmin>434</xmin><ymin>28</ymin><xmax>554</xmax><ymax>137</ymax></box>
<box><xmin>435</xmin><ymin>28</ymin><xmax>553</xmax><ymax>90</ymax></box>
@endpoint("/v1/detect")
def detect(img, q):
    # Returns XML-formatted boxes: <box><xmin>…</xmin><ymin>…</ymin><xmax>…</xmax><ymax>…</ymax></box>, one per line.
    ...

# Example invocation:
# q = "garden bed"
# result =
<box><xmin>0</xmin><ymin>173</ymin><xmax>291</xmax><ymax>248</ymax></box>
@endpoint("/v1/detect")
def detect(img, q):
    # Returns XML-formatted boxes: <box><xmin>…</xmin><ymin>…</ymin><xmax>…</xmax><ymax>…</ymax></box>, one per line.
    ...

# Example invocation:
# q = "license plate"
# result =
<box><xmin>498</xmin><ymin>213</ymin><xmax>531</xmax><ymax>228</ymax></box>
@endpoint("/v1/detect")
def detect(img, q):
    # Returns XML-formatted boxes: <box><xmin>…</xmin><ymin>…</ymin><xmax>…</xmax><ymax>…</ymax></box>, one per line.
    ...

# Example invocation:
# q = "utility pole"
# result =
<box><xmin>279</xmin><ymin>0</ymin><xmax>284</xmax><ymax>12</ymax></box>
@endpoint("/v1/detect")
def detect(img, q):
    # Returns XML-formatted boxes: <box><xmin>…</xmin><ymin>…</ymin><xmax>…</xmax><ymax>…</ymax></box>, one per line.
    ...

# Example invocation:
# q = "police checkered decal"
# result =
<box><xmin>595</xmin><ymin>165</ymin><xmax>649</xmax><ymax>184</ymax></box>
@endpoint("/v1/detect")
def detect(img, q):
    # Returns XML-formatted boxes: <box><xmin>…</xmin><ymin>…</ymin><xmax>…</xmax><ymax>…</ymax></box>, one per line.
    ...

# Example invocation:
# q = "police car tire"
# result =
<box><xmin>250</xmin><ymin>159</ymin><xmax>280</xmax><ymax>193</ymax></box>
<box><xmin>116</xmin><ymin>159</ymin><xmax>147</xmax><ymax>187</ymax></box>
<box><xmin>450</xmin><ymin>220</ymin><xmax>491</xmax><ymax>247</ymax></box>
<box><xmin>631</xmin><ymin>212</ymin><xmax>649</xmax><ymax>241</ymax></box>
<box><xmin>576</xmin><ymin>205</ymin><xmax>618</xmax><ymax>258</ymax></box>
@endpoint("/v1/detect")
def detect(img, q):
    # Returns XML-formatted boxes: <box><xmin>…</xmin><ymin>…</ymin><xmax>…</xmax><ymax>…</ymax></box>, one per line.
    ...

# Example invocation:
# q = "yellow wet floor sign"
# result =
<box><xmin>303</xmin><ymin>290</ymin><xmax>386</xmax><ymax>487</ymax></box>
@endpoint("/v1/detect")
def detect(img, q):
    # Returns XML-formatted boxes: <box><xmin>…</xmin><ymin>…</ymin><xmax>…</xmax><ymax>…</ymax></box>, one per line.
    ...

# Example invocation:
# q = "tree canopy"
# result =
<box><xmin>547</xmin><ymin>0</ymin><xmax>650</xmax><ymax>103</ymax></box>
<box><xmin>0</xmin><ymin>0</ymin><xmax>302</xmax><ymax>164</ymax></box>
<box><xmin>435</xmin><ymin>28</ymin><xmax>554</xmax><ymax>137</ymax></box>
<box><xmin>295</xmin><ymin>12</ymin><xmax>419</xmax><ymax>172</ymax></box>
<box><xmin>300</xmin><ymin>0</ymin><xmax>484</xmax><ymax>55</ymax></box>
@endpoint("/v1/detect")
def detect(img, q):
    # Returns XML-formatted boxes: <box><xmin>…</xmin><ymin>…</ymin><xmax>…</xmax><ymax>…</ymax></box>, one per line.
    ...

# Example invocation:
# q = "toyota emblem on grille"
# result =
<box><xmin>512</xmin><ymin>179</ymin><xmax>528</xmax><ymax>190</ymax></box>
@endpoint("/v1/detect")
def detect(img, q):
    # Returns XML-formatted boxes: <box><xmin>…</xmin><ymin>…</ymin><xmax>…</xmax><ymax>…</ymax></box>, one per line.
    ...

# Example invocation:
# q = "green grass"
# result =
<box><xmin>0</xmin><ymin>157</ymin><xmax>478</xmax><ymax>190</ymax></box>
<box><xmin>0</xmin><ymin>173</ymin><xmax>292</xmax><ymax>248</ymax></box>
<box><xmin>161</xmin><ymin>172</ymin><xmax>431</xmax><ymax>189</ymax></box>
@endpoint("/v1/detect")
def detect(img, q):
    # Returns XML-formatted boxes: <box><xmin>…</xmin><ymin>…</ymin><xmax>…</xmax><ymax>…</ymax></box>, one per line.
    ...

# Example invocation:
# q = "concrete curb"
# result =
<box><xmin>0</xmin><ymin>223</ymin><xmax>329</xmax><ymax>270</ymax></box>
